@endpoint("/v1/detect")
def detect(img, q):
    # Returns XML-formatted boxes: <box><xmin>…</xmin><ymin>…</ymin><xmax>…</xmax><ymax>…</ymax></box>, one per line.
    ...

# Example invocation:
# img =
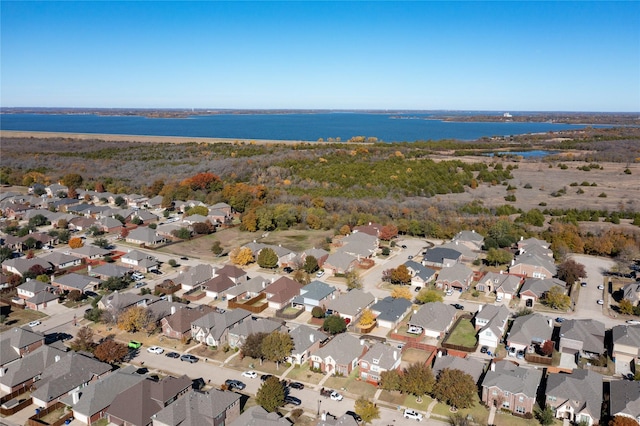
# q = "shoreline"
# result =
<box><xmin>0</xmin><ymin>130</ymin><xmax>317</xmax><ymax>145</ymax></box>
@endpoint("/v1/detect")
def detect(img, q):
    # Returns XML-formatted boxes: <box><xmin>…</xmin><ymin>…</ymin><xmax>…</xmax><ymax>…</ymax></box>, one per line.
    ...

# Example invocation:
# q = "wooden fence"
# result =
<box><xmin>26</xmin><ymin>402</ymin><xmax>73</xmax><ymax>426</ymax></box>
<box><xmin>227</xmin><ymin>293</ymin><xmax>268</xmax><ymax>313</ymax></box>
<box><xmin>0</xmin><ymin>388</ymin><xmax>32</xmax><ymax>416</ymax></box>
<box><xmin>274</xmin><ymin>305</ymin><xmax>305</xmax><ymax>320</ymax></box>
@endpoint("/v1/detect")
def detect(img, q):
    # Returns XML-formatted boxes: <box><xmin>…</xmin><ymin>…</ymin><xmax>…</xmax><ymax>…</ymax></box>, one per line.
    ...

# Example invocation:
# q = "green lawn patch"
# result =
<box><xmin>444</xmin><ymin>318</ymin><xmax>477</xmax><ymax>347</ymax></box>
<box><xmin>431</xmin><ymin>393</ymin><xmax>488</xmax><ymax>424</ymax></box>
<box><xmin>285</xmin><ymin>363</ymin><xmax>325</xmax><ymax>385</ymax></box>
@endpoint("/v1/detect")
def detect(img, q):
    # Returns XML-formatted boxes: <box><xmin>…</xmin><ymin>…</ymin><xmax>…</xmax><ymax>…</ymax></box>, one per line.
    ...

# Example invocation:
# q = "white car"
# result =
<box><xmin>316</xmin><ymin>270</ymin><xmax>325</xmax><ymax>278</ymax></box>
<box><xmin>446</xmin><ymin>289</ymin><xmax>454</xmax><ymax>296</ymax></box>
<box><xmin>330</xmin><ymin>391</ymin><xmax>343</xmax><ymax>401</ymax></box>
<box><xmin>147</xmin><ymin>346</ymin><xmax>164</xmax><ymax>354</ymax></box>
<box><xmin>28</xmin><ymin>320</ymin><xmax>41</xmax><ymax>327</ymax></box>
<box><xmin>627</xmin><ymin>320</ymin><xmax>640</xmax><ymax>325</ymax></box>
<box><xmin>242</xmin><ymin>371</ymin><xmax>258</xmax><ymax>379</ymax></box>
<box><xmin>403</xmin><ymin>409</ymin><xmax>423</xmax><ymax>421</ymax></box>
<box><xmin>597</xmin><ymin>284</ymin><xmax>604</xmax><ymax>290</ymax></box>
<box><xmin>597</xmin><ymin>299</ymin><xmax>604</xmax><ymax>305</ymax></box>
<box><xmin>131</xmin><ymin>272</ymin><xmax>145</xmax><ymax>281</ymax></box>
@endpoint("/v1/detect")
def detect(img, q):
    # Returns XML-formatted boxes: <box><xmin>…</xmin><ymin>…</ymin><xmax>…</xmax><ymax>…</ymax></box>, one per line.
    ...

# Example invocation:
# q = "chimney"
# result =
<box><xmin>321</xmin><ymin>412</ymin><xmax>327</xmax><ymax>421</ymax></box>
<box><xmin>393</xmin><ymin>350</ymin><xmax>398</xmax><ymax>361</ymax></box>
<box><xmin>472</xmin><ymin>230</ymin><xmax>475</xmax><ymax>233</ymax></box>
<box><xmin>437</xmin><ymin>350</ymin><xmax>442</xmax><ymax>358</ymax></box>
<box><xmin>0</xmin><ymin>368</ymin><xmax>5</xmax><ymax>377</ymax></box>
<box><xmin>511</xmin><ymin>259</ymin><xmax>515</xmax><ymax>266</ymax></box>
<box><xmin>271</xmin><ymin>277</ymin><xmax>275</xmax><ymax>283</ymax></box>
<box><xmin>520</xmin><ymin>236</ymin><xmax>523</xmax><ymax>241</ymax></box>
<box><xmin>478</xmin><ymin>305</ymin><xmax>483</xmax><ymax>312</ymax></box>
<box><xmin>168</xmin><ymin>294</ymin><xmax>173</xmax><ymax>303</ymax></box>
<box><xmin>55</xmin><ymin>355</ymin><xmax>61</xmax><ymax>363</ymax></box>
<box><xmin>500</xmin><ymin>270</ymin><xmax>504</xmax><ymax>275</ymax></box>
<box><xmin>310</xmin><ymin>334</ymin><xmax>314</xmax><ymax>343</ymax></box>
<box><xmin>360</xmin><ymin>339</ymin><xmax>364</xmax><ymax>345</ymax></box>
<box><xmin>490</xmin><ymin>361</ymin><xmax>495</xmax><ymax>372</ymax></box>
<box><xmin>171</xmin><ymin>306</ymin><xmax>176</xmax><ymax>315</ymax></box>
<box><xmin>413</xmin><ymin>309</ymin><xmax>417</xmax><ymax>314</ymax></box>
<box><xmin>262</xmin><ymin>282</ymin><xmax>267</xmax><ymax>289</ymax></box>
<box><xmin>374</xmin><ymin>297</ymin><xmax>378</xmax><ymax>304</ymax></box>
<box><xmin>72</xmin><ymin>390</ymin><xmax>80</xmax><ymax>404</ymax></box>
<box><xmin>547</xmin><ymin>319</ymin><xmax>553</xmax><ymax>327</ymax></box>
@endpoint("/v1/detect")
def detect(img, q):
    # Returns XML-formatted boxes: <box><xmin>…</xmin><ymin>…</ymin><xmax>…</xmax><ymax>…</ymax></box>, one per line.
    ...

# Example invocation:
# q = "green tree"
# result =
<box><xmin>242</xmin><ymin>332</ymin><xmax>268</xmax><ymax>359</ymax></box>
<box><xmin>345</xmin><ymin>269</ymin><xmax>362</xmax><ymax>290</ymax></box>
<box><xmin>401</xmin><ymin>362</ymin><xmax>435</xmax><ymax>402</ymax></box>
<box><xmin>354</xmin><ymin>396</ymin><xmax>380</xmax><ymax>424</ymax></box>
<box><xmin>0</xmin><ymin>247</ymin><xmax>13</xmax><ymax>263</ymax></box>
<box><xmin>485</xmin><ymin>247</ymin><xmax>513</xmax><ymax>266</ymax></box>
<box><xmin>256</xmin><ymin>376</ymin><xmax>285</xmax><ymax>412</ymax></box>
<box><xmin>102</xmin><ymin>276</ymin><xmax>128</xmax><ymax>291</ymax></box>
<box><xmin>114</xmin><ymin>196</ymin><xmax>126</xmax><ymax>207</ymax></box>
<box><xmin>379</xmin><ymin>370</ymin><xmax>401</xmax><ymax>392</ymax></box>
<box><xmin>184</xmin><ymin>205</ymin><xmax>209</xmax><ymax>216</ymax></box>
<box><xmin>211</xmin><ymin>240</ymin><xmax>223</xmax><ymax>256</ymax></box>
<box><xmin>432</xmin><ymin>368</ymin><xmax>476</xmax><ymax>409</ymax></box>
<box><xmin>28</xmin><ymin>214</ymin><xmax>49</xmax><ymax>227</ymax></box>
<box><xmin>23</xmin><ymin>237</ymin><xmax>38</xmax><ymax>250</ymax></box>
<box><xmin>303</xmin><ymin>255</ymin><xmax>319</xmax><ymax>274</ymax></box>
<box><xmin>323</xmin><ymin>315</ymin><xmax>347</xmax><ymax>335</ymax></box>
<box><xmin>536</xmin><ymin>406</ymin><xmax>555</xmax><ymax>426</ymax></box>
<box><xmin>542</xmin><ymin>286</ymin><xmax>571</xmax><ymax>310</ymax></box>
<box><xmin>93</xmin><ymin>237</ymin><xmax>109</xmax><ymax>248</ymax></box>
<box><xmin>416</xmin><ymin>288</ymin><xmax>443</xmax><ymax>304</ymax></box>
<box><xmin>171</xmin><ymin>227</ymin><xmax>192</xmax><ymax>240</ymax></box>
<box><xmin>62</xmin><ymin>173</ymin><xmax>83</xmax><ymax>189</ymax></box>
<box><xmin>619</xmin><ymin>299</ymin><xmax>634</xmax><ymax>315</ymax></box>
<box><xmin>484</xmin><ymin>219</ymin><xmax>517</xmax><ymax>249</ymax></box>
<box><xmin>257</xmin><ymin>247</ymin><xmax>279</xmax><ymax>269</ymax></box>
<box><xmin>311</xmin><ymin>306</ymin><xmax>325</xmax><ymax>319</ymax></box>
<box><xmin>261</xmin><ymin>331</ymin><xmax>293</xmax><ymax>369</ymax></box>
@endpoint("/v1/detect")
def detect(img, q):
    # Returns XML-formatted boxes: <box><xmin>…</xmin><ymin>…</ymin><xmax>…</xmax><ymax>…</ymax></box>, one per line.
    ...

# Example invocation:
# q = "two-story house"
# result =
<box><xmin>481</xmin><ymin>360</ymin><xmax>542</xmax><ymax>415</ymax></box>
<box><xmin>358</xmin><ymin>342</ymin><xmax>401</xmax><ymax>385</ymax></box>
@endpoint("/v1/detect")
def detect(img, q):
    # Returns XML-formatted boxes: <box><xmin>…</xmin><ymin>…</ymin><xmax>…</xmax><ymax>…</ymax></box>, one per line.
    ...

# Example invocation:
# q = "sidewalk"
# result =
<box><xmin>315</xmin><ymin>370</ymin><xmax>333</xmax><ymax>390</ymax></box>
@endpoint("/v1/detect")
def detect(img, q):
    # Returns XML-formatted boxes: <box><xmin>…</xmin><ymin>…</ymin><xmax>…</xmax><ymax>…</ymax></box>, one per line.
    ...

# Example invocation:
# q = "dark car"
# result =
<box><xmin>180</xmin><ymin>256</ymin><xmax>189</xmax><ymax>260</ymax></box>
<box><xmin>284</xmin><ymin>395</ymin><xmax>302</xmax><ymax>406</ymax></box>
<box><xmin>451</xmin><ymin>303</ymin><xmax>464</xmax><ymax>310</ymax></box>
<box><xmin>480</xmin><ymin>346</ymin><xmax>489</xmax><ymax>354</ymax></box>
<box><xmin>283</xmin><ymin>266</ymin><xmax>294</xmax><ymax>274</ymax></box>
<box><xmin>165</xmin><ymin>351</ymin><xmax>180</xmax><ymax>358</ymax></box>
<box><xmin>288</xmin><ymin>381</ymin><xmax>304</xmax><ymax>390</ymax></box>
<box><xmin>555</xmin><ymin>317</ymin><xmax>565</xmax><ymax>323</ymax></box>
<box><xmin>345</xmin><ymin>410</ymin><xmax>362</xmax><ymax>423</ymax></box>
<box><xmin>401</xmin><ymin>245</ymin><xmax>407</xmax><ymax>249</ymax></box>
<box><xmin>225</xmin><ymin>379</ymin><xmax>246</xmax><ymax>390</ymax></box>
<box><xmin>414</xmin><ymin>286</ymin><xmax>422</xmax><ymax>292</ymax></box>
<box><xmin>261</xmin><ymin>374</ymin><xmax>273</xmax><ymax>382</ymax></box>
<box><xmin>150</xmin><ymin>269</ymin><xmax>163</xmax><ymax>275</ymax></box>
<box><xmin>180</xmin><ymin>354</ymin><xmax>199</xmax><ymax>363</ymax></box>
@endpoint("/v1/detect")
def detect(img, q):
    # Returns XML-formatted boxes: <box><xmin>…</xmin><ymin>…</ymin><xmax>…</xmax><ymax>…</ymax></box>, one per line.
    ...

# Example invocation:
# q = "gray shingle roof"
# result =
<box><xmin>0</xmin><ymin>327</ymin><xmax>44</xmax><ymax>366</ymax></box>
<box><xmin>559</xmin><ymin>319</ymin><xmax>605</xmax><ymax>354</ymax></box>
<box><xmin>409</xmin><ymin>302</ymin><xmax>457</xmax><ymax>333</ymax></box>
<box><xmin>508</xmin><ymin>313</ymin><xmax>554</xmax><ymax>346</ymax></box>
<box><xmin>546</xmin><ymin>370</ymin><xmax>603</xmax><ymax>421</ymax></box>
<box><xmin>229</xmin><ymin>317</ymin><xmax>283</xmax><ymax>339</ymax></box>
<box><xmin>313</xmin><ymin>333</ymin><xmax>365</xmax><ymax>366</ymax></box>
<box><xmin>292</xmin><ymin>280</ymin><xmax>336</xmax><ymax>305</ymax></box>
<box><xmin>370</xmin><ymin>296</ymin><xmax>412</xmax><ymax>324</ymax></box>
<box><xmin>153</xmin><ymin>389</ymin><xmax>241</xmax><ymax>426</ymax></box>
<box><xmin>289</xmin><ymin>324</ymin><xmax>327</xmax><ymax>354</ymax></box>
<box><xmin>432</xmin><ymin>355</ymin><xmax>486</xmax><ymax>384</ymax></box>
<box><xmin>519</xmin><ymin>277</ymin><xmax>565</xmax><ymax>298</ymax></box>
<box><xmin>326</xmin><ymin>289</ymin><xmax>375</xmax><ymax>317</ymax></box>
<box><xmin>609</xmin><ymin>379</ymin><xmax>640</xmax><ymax>419</ymax></box>
<box><xmin>482</xmin><ymin>360</ymin><xmax>542</xmax><ymax>398</ymax></box>
<box><xmin>436</xmin><ymin>263</ymin><xmax>473</xmax><ymax>284</ymax></box>
<box><xmin>422</xmin><ymin>247</ymin><xmax>462</xmax><ymax>264</ymax></box>
<box><xmin>612</xmin><ymin>324</ymin><xmax>640</xmax><ymax>348</ymax></box>
<box><xmin>230</xmin><ymin>405</ymin><xmax>292</xmax><ymax>426</ymax></box>
<box><xmin>192</xmin><ymin>309</ymin><xmax>252</xmax><ymax>341</ymax></box>
<box><xmin>358</xmin><ymin>342</ymin><xmax>400</xmax><ymax>371</ymax></box>
<box><xmin>53</xmin><ymin>273</ymin><xmax>101</xmax><ymax>291</ymax></box>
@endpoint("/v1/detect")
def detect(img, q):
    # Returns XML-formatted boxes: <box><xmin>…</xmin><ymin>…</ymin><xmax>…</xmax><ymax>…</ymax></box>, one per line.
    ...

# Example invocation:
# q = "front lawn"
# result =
<box><xmin>444</xmin><ymin>318</ymin><xmax>477</xmax><ymax>347</ymax></box>
<box><xmin>431</xmin><ymin>393</ymin><xmax>488</xmax><ymax>425</ymax></box>
<box><xmin>285</xmin><ymin>363</ymin><xmax>325</xmax><ymax>385</ymax></box>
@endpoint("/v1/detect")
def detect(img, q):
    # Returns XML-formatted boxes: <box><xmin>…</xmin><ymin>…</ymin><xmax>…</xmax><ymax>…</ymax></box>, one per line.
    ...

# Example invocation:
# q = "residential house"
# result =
<box><xmin>60</xmin><ymin>366</ymin><xmax>145</xmax><ymax>426</ymax></box>
<box><xmin>68</xmin><ymin>216</ymin><xmax>98</xmax><ymax>231</ymax></box>
<box><xmin>17</xmin><ymin>280</ymin><xmax>56</xmax><ymax>300</ymax></box>
<box><xmin>432</xmin><ymin>354</ymin><xmax>486</xmax><ymax>384</ymax></box>
<box><xmin>152</xmin><ymin>388</ymin><xmax>241</xmax><ymax>426</ymax></box>
<box><xmin>440</xmin><ymin>240</ymin><xmax>478</xmax><ymax>262</ymax></box>
<box><xmin>404</xmin><ymin>261</ymin><xmax>436</xmax><ymax>288</ymax></box>
<box><xmin>519</xmin><ymin>278</ymin><xmax>566</xmax><ymax>307</ymax></box>
<box><xmin>291</xmin><ymin>280</ymin><xmax>337</xmax><ymax>312</ymax></box>
<box><xmin>40</xmin><ymin>252</ymin><xmax>82</xmax><ymax>270</ymax></box>
<box><xmin>517</xmin><ymin>237</ymin><xmax>551</xmax><ymax>254</ymax></box>
<box><xmin>301</xmin><ymin>247</ymin><xmax>330</xmax><ymax>268</ymax></box>
<box><xmin>25</xmin><ymin>290</ymin><xmax>59</xmax><ymax>310</ymax></box>
<box><xmin>216</xmin><ymin>264</ymin><xmax>248</xmax><ymax>284</ymax></box>
<box><xmin>609</xmin><ymin>380</ymin><xmax>640</xmax><ymax>422</ymax></box>
<box><xmin>452</xmin><ymin>230</ymin><xmax>485</xmax><ymax>252</ymax></box>
<box><xmin>0</xmin><ymin>326</ymin><xmax>45</xmax><ymax>367</ymax></box>
<box><xmin>46</xmin><ymin>183</ymin><xmax>68</xmax><ymax>197</ymax></box>
<box><xmin>202</xmin><ymin>274</ymin><xmax>236</xmax><ymax>300</ymax></box>
<box><xmin>98</xmin><ymin>291</ymin><xmax>160</xmax><ymax>316</ymax></box>
<box><xmin>325</xmin><ymin>289</ymin><xmax>375</xmax><ymax>324</ymax></box>
<box><xmin>106</xmin><ymin>375</ymin><xmax>192</xmax><ymax>426</ymax></box>
<box><xmin>622</xmin><ymin>283</ymin><xmax>640</xmax><ymax>306</ymax></box>
<box><xmin>477</xmin><ymin>271</ymin><xmax>522</xmax><ymax>299</ymax></box>
<box><xmin>510</xmin><ymin>252</ymin><xmax>556</xmax><ymax>279</ymax></box>
<box><xmin>558</xmin><ymin>319</ymin><xmax>605</xmax><ymax>361</ymax></box>
<box><xmin>126</xmin><ymin>226</ymin><xmax>166</xmax><ymax>246</ymax></box>
<box><xmin>131</xmin><ymin>209</ymin><xmax>158</xmax><ymax>225</ymax></box>
<box><xmin>120</xmin><ymin>250</ymin><xmax>159</xmax><ymax>272</ymax></box>
<box><xmin>507</xmin><ymin>313</ymin><xmax>554</xmax><ymax>352</ymax></box>
<box><xmin>172</xmin><ymin>264</ymin><xmax>215</xmax><ymax>291</ymax></box>
<box><xmin>545</xmin><ymin>370</ymin><xmax>603</xmax><ymax>426</ymax></box>
<box><xmin>68</xmin><ymin>245</ymin><xmax>111</xmax><ymax>260</ymax></box>
<box><xmin>435</xmin><ymin>263</ymin><xmax>473</xmax><ymax>292</ymax></box>
<box><xmin>287</xmin><ymin>325</ymin><xmax>327</xmax><ymax>366</ymax></box>
<box><xmin>339</xmin><ymin>232</ymin><xmax>378</xmax><ymax>258</ymax></box>
<box><xmin>322</xmin><ymin>251</ymin><xmax>357</xmax><ymax>276</ymax></box>
<box><xmin>3</xmin><ymin>202</ymin><xmax>33</xmax><ymax>219</ymax></box>
<box><xmin>358</xmin><ymin>342</ymin><xmax>401</xmax><ymax>384</ymax></box>
<box><xmin>52</xmin><ymin>273</ymin><xmax>101</xmax><ymax>293</ymax></box>
<box><xmin>422</xmin><ymin>247</ymin><xmax>462</xmax><ymax>269</ymax></box>
<box><xmin>30</xmin><ymin>351</ymin><xmax>113</xmax><ymax>408</ymax></box>
<box><xmin>262</xmin><ymin>276</ymin><xmax>303</xmax><ymax>310</ymax></box>
<box><xmin>316</xmin><ymin>413</ymin><xmax>358</xmax><ymax>426</ymax></box>
<box><xmin>1</xmin><ymin>257</ymin><xmax>52</xmax><ymax>276</ymax></box>
<box><xmin>230</xmin><ymin>406</ymin><xmax>292</xmax><ymax>426</ymax></box>
<box><xmin>475</xmin><ymin>304</ymin><xmax>511</xmax><ymax>349</ymax></box>
<box><xmin>227</xmin><ymin>317</ymin><xmax>285</xmax><ymax>348</ymax></box>
<box><xmin>191</xmin><ymin>309</ymin><xmax>252</xmax><ymax>347</ymax></box>
<box><xmin>612</xmin><ymin>324</ymin><xmax>640</xmax><ymax>376</ymax></box>
<box><xmin>97</xmin><ymin>215</ymin><xmax>125</xmax><ymax>234</ymax></box>
<box><xmin>160</xmin><ymin>305</ymin><xmax>214</xmax><ymax>340</ymax></box>
<box><xmin>145</xmin><ymin>195</ymin><xmax>164</xmax><ymax>209</ymax></box>
<box><xmin>90</xmin><ymin>263</ymin><xmax>130</xmax><ymax>280</ymax></box>
<box><xmin>181</xmin><ymin>214</ymin><xmax>209</xmax><ymax>226</ymax></box>
<box><xmin>352</xmin><ymin>222</ymin><xmax>383</xmax><ymax>237</ymax></box>
<box><xmin>225</xmin><ymin>275</ymin><xmax>271</xmax><ymax>300</ymax></box>
<box><xmin>481</xmin><ymin>360</ymin><xmax>542</xmax><ymax>415</ymax></box>
<box><xmin>408</xmin><ymin>302</ymin><xmax>458</xmax><ymax>339</ymax></box>
<box><xmin>309</xmin><ymin>333</ymin><xmax>367</xmax><ymax>375</ymax></box>
<box><xmin>370</xmin><ymin>296</ymin><xmax>412</xmax><ymax>329</ymax></box>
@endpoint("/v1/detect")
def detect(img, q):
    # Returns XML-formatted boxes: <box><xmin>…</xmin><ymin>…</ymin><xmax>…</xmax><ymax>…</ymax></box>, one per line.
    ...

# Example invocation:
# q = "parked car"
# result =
<box><xmin>284</xmin><ymin>395</ymin><xmax>302</xmax><ymax>406</ymax></box>
<box><xmin>283</xmin><ymin>266</ymin><xmax>294</xmax><ymax>274</ymax></box>
<box><xmin>128</xmin><ymin>340</ymin><xmax>142</xmax><ymax>349</ymax></box>
<box><xmin>597</xmin><ymin>284</ymin><xmax>604</xmax><ymax>290</ymax></box>
<box><xmin>330</xmin><ymin>391</ymin><xmax>343</xmax><ymax>401</ymax></box>
<box><xmin>414</xmin><ymin>286</ymin><xmax>421</xmax><ymax>292</ymax></box>
<box><xmin>150</xmin><ymin>269</ymin><xmax>163</xmax><ymax>275</ymax></box>
<box><xmin>131</xmin><ymin>272</ymin><xmax>144</xmax><ymax>281</ymax></box>
<box><xmin>408</xmin><ymin>255</ymin><xmax>413</xmax><ymax>260</ymax></box>
<box><xmin>516</xmin><ymin>350</ymin><xmax>525</xmax><ymax>359</ymax></box>
<box><xmin>627</xmin><ymin>320</ymin><xmax>640</xmax><ymax>325</ymax></box>
<box><xmin>28</xmin><ymin>321</ymin><xmax>41</xmax><ymax>327</ymax></box>
<box><xmin>261</xmin><ymin>374</ymin><xmax>273</xmax><ymax>382</ymax></box>
<box><xmin>555</xmin><ymin>317</ymin><xmax>565</xmax><ymax>323</ymax></box>
<box><xmin>508</xmin><ymin>346</ymin><xmax>517</xmax><ymax>357</ymax></box>
<box><xmin>581</xmin><ymin>282</ymin><xmax>587</xmax><ymax>287</ymax></box>
<box><xmin>446</xmin><ymin>289</ymin><xmax>454</xmax><ymax>296</ymax></box>
<box><xmin>180</xmin><ymin>256</ymin><xmax>189</xmax><ymax>260</ymax></box>
<box><xmin>597</xmin><ymin>299</ymin><xmax>604</xmax><ymax>305</ymax></box>
<box><xmin>320</xmin><ymin>387</ymin><xmax>334</xmax><ymax>398</ymax></box>
<box><xmin>225</xmin><ymin>379</ymin><xmax>246</xmax><ymax>390</ymax></box>
<box><xmin>134</xmin><ymin>282</ymin><xmax>147</xmax><ymax>288</ymax></box>
<box><xmin>401</xmin><ymin>245</ymin><xmax>407</xmax><ymax>249</ymax></box>
<box><xmin>180</xmin><ymin>354</ymin><xmax>199</xmax><ymax>363</ymax></box>
<box><xmin>165</xmin><ymin>351</ymin><xmax>180</xmax><ymax>358</ymax></box>
<box><xmin>345</xmin><ymin>410</ymin><xmax>362</xmax><ymax>423</ymax></box>
<box><xmin>242</xmin><ymin>371</ymin><xmax>258</xmax><ymax>379</ymax></box>
<box><xmin>316</xmin><ymin>270</ymin><xmax>325</xmax><ymax>278</ymax></box>
<box><xmin>403</xmin><ymin>409</ymin><xmax>423</xmax><ymax>421</ymax></box>
<box><xmin>147</xmin><ymin>346</ymin><xmax>164</xmax><ymax>354</ymax></box>
<box><xmin>480</xmin><ymin>346</ymin><xmax>488</xmax><ymax>354</ymax></box>
<box><xmin>451</xmin><ymin>303</ymin><xmax>464</xmax><ymax>310</ymax></box>
<box><xmin>288</xmin><ymin>381</ymin><xmax>304</xmax><ymax>390</ymax></box>
<box><xmin>496</xmin><ymin>295</ymin><xmax>503</xmax><ymax>302</ymax></box>
<box><xmin>407</xmin><ymin>325</ymin><xmax>423</xmax><ymax>335</ymax></box>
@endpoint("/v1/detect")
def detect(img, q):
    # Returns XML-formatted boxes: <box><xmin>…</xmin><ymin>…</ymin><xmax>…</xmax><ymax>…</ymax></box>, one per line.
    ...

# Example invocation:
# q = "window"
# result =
<box><xmin>516</xmin><ymin>406</ymin><xmax>526</xmax><ymax>414</ymax></box>
<box><xmin>548</xmin><ymin>396</ymin><xmax>557</xmax><ymax>401</ymax></box>
<box><xmin>492</xmin><ymin>390</ymin><xmax>498</xmax><ymax>396</ymax></box>
<box><xmin>361</xmin><ymin>362</ymin><xmax>368</xmax><ymax>369</ymax></box>
<box><xmin>372</xmin><ymin>358</ymin><xmax>379</xmax><ymax>365</ymax></box>
<box><xmin>519</xmin><ymin>396</ymin><xmax>524</xmax><ymax>402</ymax></box>
<box><xmin>504</xmin><ymin>391</ymin><xmax>510</xmax><ymax>397</ymax></box>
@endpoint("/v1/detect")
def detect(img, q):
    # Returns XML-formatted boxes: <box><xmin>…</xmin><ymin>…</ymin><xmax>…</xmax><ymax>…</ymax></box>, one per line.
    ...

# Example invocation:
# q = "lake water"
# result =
<box><xmin>0</xmin><ymin>112</ymin><xmax>609</xmax><ymax>142</ymax></box>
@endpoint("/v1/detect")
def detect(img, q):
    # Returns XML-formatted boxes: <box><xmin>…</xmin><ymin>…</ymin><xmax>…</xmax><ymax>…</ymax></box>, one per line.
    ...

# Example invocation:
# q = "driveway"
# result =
<box><xmin>570</xmin><ymin>254</ymin><xmax>620</xmax><ymax>328</ymax></box>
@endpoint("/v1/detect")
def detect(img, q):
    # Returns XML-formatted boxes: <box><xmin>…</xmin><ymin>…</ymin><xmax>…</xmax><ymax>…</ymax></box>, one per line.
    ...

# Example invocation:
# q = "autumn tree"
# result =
<box><xmin>257</xmin><ymin>248</ymin><xmax>278</xmax><ymax>269</ymax></box>
<box><xmin>380</xmin><ymin>369</ymin><xmax>402</xmax><ymax>392</ymax></box>
<box><xmin>619</xmin><ymin>299</ymin><xmax>635</xmax><ymax>315</ymax></box>
<box><xmin>94</xmin><ymin>339</ymin><xmax>129</xmax><ymax>363</ymax></box>
<box><xmin>557</xmin><ymin>258</ymin><xmax>587</xmax><ymax>285</ymax></box>
<box><xmin>609</xmin><ymin>416</ymin><xmax>639</xmax><ymax>426</ymax></box>
<box><xmin>540</xmin><ymin>340</ymin><xmax>555</xmax><ymax>356</ymax></box>
<box><xmin>293</xmin><ymin>269</ymin><xmax>311</xmax><ymax>285</ymax></box>
<box><xmin>256</xmin><ymin>376</ymin><xmax>285</xmax><ymax>412</ymax></box>
<box><xmin>339</xmin><ymin>224</ymin><xmax>351</xmax><ymax>235</ymax></box>
<box><xmin>432</xmin><ymin>368</ymin><xmax>476</xmax><ymax>409</ymax></box>
<box><xmin>181</xmin><ymin>172</ymin><xmax>222</xmax><ymax>191</ymax></box>
<box><xmin>401</xmin><ymin>362</ymin><xmax>435</xmax><ymax>402</ymax></box>
<box><xmin>379</xmin><ymin>224</ymin><xmax>398</xmax><ymax>241</ymax></box>
<box><xmin>68</xmin><ymin>290</ymin><xmax>83</xmax><ymax>302</ymax></box>
<box><xmin>117</xmin><ymin>306</ymin><xmax>154</xmax><ymax>333</ymax></box>
<box><xmin>69</xmin><ymin>237</ymin><xmax>84</xmax><ymax>249</ymax></box>
<box><xmin>354</xmin><ymin>396</ymin><xmax>380</xmax><ymax>424</ymax></box>
<box><xmin>416</xmin><ymin>288</ymin><xmax>443</xmax><ymax>304</ymax></box>
<box><xmin>242</xmin><ymin>332</ymin><xmax>268</xmax><ymax>359</ymax></box>
<box><xmin>61</xmin><ymin>173</ymin><xmax>83</xmax><ymax>189</ymax></box>
<box><xmin>303</xmin><ymin>255</ymin><xmax>319</xmax><ymax>274</ymax></box>
<box><xmin>542</xmin><ymin>286</ymin><xmax>571</xmax><ymax>310</ymax></box>
<box><xmin>261</xmin><ymin>331</ymin><xmax>293</xmax><ymax>369</ymax></box>
<box><xmin>391</xmin><ymin>286</ymin><xmax>413</xmax><ymax>300</ymax></box>
<box><xmin>192</xmin><ymin>222</ymin><xmax>212</xmax><ymax>235</ymax></box>
<box><xmin>485</xmin><ymin>247</ymin><xmax>513</xmax><ymax>266</ymax></box>
<box><xmin>323</xmin><ymin>315</ymin><xmax>347</xmax><ymax>335</ymax></box>
<box><xmin>230</xmin><ymin>247</ymin><xmax>254</xmax><ymax>266</ymax></box>
<box><xmin>390</xmin><ymin>264</ymin><xmax>411</xmax><ymax>285</ymax></box>
<box><xmin>358</xmin><ymin>309</ymin><xmax>376</xmax><ymax>327</ymax></box>
<box><xmin>69</xmin><ymin>326</ymin><xmax>96</xmax><ymax>352</ymax></box>
<box><xmin>184</xmin><ymin>205</ymin><xmax>209</xmax><ymax>217</ymax></box>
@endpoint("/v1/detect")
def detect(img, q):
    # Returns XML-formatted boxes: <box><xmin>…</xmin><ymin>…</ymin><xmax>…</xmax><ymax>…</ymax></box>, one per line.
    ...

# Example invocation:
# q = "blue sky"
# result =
<box><xmin>1</xmin><ymin>1</ymin><xmax>638</xmax><ymax>111</ymax></box>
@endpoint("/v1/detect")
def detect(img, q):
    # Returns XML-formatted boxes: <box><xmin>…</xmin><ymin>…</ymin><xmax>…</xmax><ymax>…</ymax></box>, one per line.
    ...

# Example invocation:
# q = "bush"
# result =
<box><xmin>311</xmin><ymin>306</ymin><xmax>325</xmax><ymax>318</ymax></box>
<box><xmin>624</xmin><ymin>168</ymin><xmax>632</xmax><ymax>174</ymax></box>
<box><xmin>168</xmin><ymin>259</ymin><xmax>177</xmax><ymax>267</ymax></box>
<box><xmin>598</xmin><ymin>192</ymin><xmax>607</xmax><ymax>198</ymax></box>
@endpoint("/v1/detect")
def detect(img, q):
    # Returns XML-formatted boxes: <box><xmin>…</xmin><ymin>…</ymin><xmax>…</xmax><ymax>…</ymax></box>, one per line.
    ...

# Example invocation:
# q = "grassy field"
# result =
<box><xmin>444</xmin><ymin>318</ymin><xmax>478</xmax><ymax>347</ymax></box>
<box><xmin>0</xmin><ymin>306</ymin><xmax>48</xmax><ymax>333</ymax></box>
<box><xmin>401</xmin><ymin>348</ymin><xmax>432</xmax><ymax>365</ymax></box>
<box><xmin>285</xmin><ymin>363</ymin><xmax>326</xmax><ymax>385</ymax></box>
